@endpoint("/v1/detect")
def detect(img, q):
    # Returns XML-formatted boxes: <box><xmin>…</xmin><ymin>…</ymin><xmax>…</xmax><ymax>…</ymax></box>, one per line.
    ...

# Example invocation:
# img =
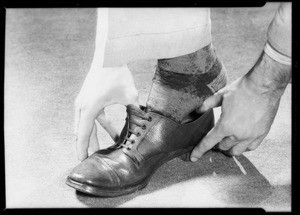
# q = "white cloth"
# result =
<box><xmin>95</xmin><ymin>8</ymin><xmax>211</xmax><ymax>67</ymax></box>
<box><xmin>264</xmin><ymin>42</ymin><xmax>291</xmax><ymax>65</ymax></box>
<box><xmin>267</xmin><ymin>3</ymin><xmax>291</xmax><ymax>58</ymax></box>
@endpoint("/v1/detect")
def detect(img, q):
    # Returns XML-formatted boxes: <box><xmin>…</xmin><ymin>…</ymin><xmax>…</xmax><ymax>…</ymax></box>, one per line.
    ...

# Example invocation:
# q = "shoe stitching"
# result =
<box><xmin>95</xmin><ymin>155</ymin><xmax>121</xmax><ymax>186</ymax></box>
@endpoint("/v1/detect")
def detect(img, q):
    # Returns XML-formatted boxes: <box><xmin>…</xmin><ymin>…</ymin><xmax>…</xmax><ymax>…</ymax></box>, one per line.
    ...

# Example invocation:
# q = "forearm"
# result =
<box><xmin>267</xmin><ymin>3</ymin><xmax>291</xmax><ymax>57</ymax></box>
<box><xmin>245</xmin><ymin>51</ymin><xmax>291</xmax><ymax>99</ymax></box>
<box><xmin>244</xmin><ymin>3</ymin><xmax>291</xmax><ymax>100</ymax></box>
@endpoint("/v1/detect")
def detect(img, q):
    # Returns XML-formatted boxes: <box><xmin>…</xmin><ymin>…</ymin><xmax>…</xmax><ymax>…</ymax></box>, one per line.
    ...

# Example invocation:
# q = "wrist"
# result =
<box><xmin>244</xmin><ymin>51</ymin><xmax>291</xmax><ymax>99</ymax></box>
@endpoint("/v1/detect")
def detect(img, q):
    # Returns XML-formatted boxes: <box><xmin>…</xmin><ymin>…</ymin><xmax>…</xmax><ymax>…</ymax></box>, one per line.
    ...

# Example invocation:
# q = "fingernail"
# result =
<box><xmin>191</xmin><ymin>157</ymin><xmax>198</xmax><ymax>162</ymax></box>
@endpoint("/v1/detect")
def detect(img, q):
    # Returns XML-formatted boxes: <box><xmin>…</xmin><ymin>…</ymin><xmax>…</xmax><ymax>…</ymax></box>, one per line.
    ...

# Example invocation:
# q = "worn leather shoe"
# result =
<box><xmin>66</xmin><ymin>105</ymin><xmax>214</xmax><ymax>197</ymax></box>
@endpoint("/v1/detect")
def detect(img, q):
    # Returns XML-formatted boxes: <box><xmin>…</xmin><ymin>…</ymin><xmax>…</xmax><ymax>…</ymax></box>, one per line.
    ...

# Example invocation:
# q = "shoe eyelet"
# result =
<box><xmin>137</xmin><ymin>132</ymin><xmax>141</xmax><ymax>137</ymax></box>
<box><xmin>127</xmin><ymin>147</ymin><xmax>131</xmax><ymax>150</ymax></box>
<box><xmin>142</xmin><ymin>125</ymin><xmax>147</xmax><ymax>130</ymax></box>
<box><xmin>131</xmin><ymin>140</ymin><xmax>135</xmax><ymax>144</ymax></box>
<box><xmin>148</xmin><ymin>116</ymin><xmax>152</xmax><ymax>122</ymax></box>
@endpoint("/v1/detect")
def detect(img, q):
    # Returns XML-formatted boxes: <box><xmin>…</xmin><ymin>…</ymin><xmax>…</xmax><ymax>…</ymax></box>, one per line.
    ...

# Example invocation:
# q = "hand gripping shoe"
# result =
<box><xmin>66</xmin><ymin>105</ymin><xmax>214</xmax><ymax>197</ymax></box>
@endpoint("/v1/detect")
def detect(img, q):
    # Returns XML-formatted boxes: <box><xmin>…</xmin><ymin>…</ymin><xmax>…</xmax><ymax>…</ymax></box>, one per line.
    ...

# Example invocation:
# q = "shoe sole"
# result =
<box><xmin>66</xmin><ymin>146</ymin><xmax>194</xmax><ymax>197</ymax></box>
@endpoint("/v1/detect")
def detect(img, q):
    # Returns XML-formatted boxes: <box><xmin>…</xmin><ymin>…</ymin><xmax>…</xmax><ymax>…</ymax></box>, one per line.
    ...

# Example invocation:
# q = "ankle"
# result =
<box><xmin>146</xmin><ymin>44</ymin><xmax>227</xmax><ymax>122</ymax></box>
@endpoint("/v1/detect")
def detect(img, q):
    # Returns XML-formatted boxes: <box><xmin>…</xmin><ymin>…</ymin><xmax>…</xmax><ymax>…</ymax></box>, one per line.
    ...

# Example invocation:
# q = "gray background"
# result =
<box><xmin>5</xmin><ymin>3</ymin><xmax>291</xmax><ymax>210</ymax></box>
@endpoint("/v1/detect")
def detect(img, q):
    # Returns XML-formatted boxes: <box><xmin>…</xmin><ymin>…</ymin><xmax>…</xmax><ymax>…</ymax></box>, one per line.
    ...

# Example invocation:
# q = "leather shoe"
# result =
<box><xmin>66</xmin><ymin>105</ymin><xmax>214</xmax><ymax>197</ymax></box>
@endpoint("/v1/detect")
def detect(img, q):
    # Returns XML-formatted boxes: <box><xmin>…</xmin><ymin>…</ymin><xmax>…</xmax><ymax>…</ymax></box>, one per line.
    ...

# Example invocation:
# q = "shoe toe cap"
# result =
<box><xmin>68</xmin><ymin>156</ymin><xmax>118</xmax><ymax>187</ymax></box>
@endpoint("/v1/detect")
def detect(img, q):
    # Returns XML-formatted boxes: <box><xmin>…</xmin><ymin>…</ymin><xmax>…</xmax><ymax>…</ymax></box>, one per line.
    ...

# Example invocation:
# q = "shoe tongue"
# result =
<box><xmin>126</xmin><ymin>104</ymin><xmax>145</xmax><ymax>116</ymax></box>
<box><xmin>126</xmin><ymin>104</ymin><xmax>147</xmax><ymax>130</ymax></box>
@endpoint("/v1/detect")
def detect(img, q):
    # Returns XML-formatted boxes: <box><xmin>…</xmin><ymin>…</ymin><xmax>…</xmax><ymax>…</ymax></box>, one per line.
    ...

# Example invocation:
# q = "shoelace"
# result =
<box><xmin>120</xmin><ymin>113</ymin><xmax>153</xmax><ymax>150</ymax></box>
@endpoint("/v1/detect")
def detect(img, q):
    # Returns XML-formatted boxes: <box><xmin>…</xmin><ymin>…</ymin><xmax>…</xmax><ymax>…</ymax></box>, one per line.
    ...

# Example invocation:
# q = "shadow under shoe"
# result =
<box><xmin>66</xmin><ymin>105</ymin><xmax>214</xmax><ymax>197</ymax></box>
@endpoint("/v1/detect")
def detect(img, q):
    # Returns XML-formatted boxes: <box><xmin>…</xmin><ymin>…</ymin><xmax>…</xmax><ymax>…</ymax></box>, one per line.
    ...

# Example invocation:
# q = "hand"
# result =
<box><xmin>74</xmin><ymin>64</ymin><xmax>139</xmax><ymax>161</ymax></box>
<box><xmin>190</xmin><ymin>52</ymin><xmax>291</xmax><ymax>161</ymax></box>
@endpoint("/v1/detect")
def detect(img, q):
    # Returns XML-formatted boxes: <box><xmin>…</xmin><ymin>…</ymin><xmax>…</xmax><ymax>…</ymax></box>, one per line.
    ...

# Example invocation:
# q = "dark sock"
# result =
<box><xmin>146</xmin><ymin>43</ymin><xmax>227</xmax><ymax>123</ymax></box>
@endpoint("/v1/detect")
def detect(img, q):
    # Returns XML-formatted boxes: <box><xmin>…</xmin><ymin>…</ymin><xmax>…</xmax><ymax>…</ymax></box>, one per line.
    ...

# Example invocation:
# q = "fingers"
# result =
<box><xmin>97</xmin><ymin>110</ymin><xmax>119</xmax><ymax>142</ymax></box>
<box><xmin>247</xmin><ymin>135</ymin><xmax>266</xmax><ymax>151</ymax></box>
<box><xmin>74</xmin><ymin>105</ymin><xmax>81</xmax><ymax>136</ymax></box>
<box><xmin>217</xmin><ymin>135</ymin><xmax>265</xmax><ymax>157</ymax></box>
<box><xmin>117</xmin><ymin>65</ymin><xmax>140</xmax><ymax>106</ymax></box>
<box><xmin>190</xmin><ymin>124</ymin><xmax>226</xmax><ymax>162</ymax></box>
<box><xmin>93</xmin><ymin>8</ymin><xmax>109</xmax><ymax>68</ymax></box>
<box><xmin>191</xmin><ymin>125</ymin><xmax>265</xmax><ymax>161</ymax></box>
<box><xmin>76</xmin><ymin>109</ymin><xmax>97</xmax><ymax>161</ymax></box>
<box><xmin>227</xmin><ymin>139</ymin><xmax>254</xmax><ymax>156</ymax></box>
<box><xmin>89</xmin><ymin>123</ymin><xmax>100</xmax><ymax>155</ymax></box>
<box><xmin>197</xmin><ymin>90</ymin><xmax>225</xmax><ymax>113</ymax></box>
<box><xmin>217</xmin><ymin>136</ymin><xmax>238</xmax><ymax>151</ymax></box>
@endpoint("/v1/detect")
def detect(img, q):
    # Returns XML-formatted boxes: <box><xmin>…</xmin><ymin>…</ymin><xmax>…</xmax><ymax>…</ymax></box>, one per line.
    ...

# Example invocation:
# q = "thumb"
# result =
<box><xmin>197</xmin><ymin>90</ymin><xmax>225</xmax><ymax>114</ymax></box>
<box><xmin>77</xmin><ymin>109</ymin><xmax>97</xmax><ymax>161</ymax></box>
